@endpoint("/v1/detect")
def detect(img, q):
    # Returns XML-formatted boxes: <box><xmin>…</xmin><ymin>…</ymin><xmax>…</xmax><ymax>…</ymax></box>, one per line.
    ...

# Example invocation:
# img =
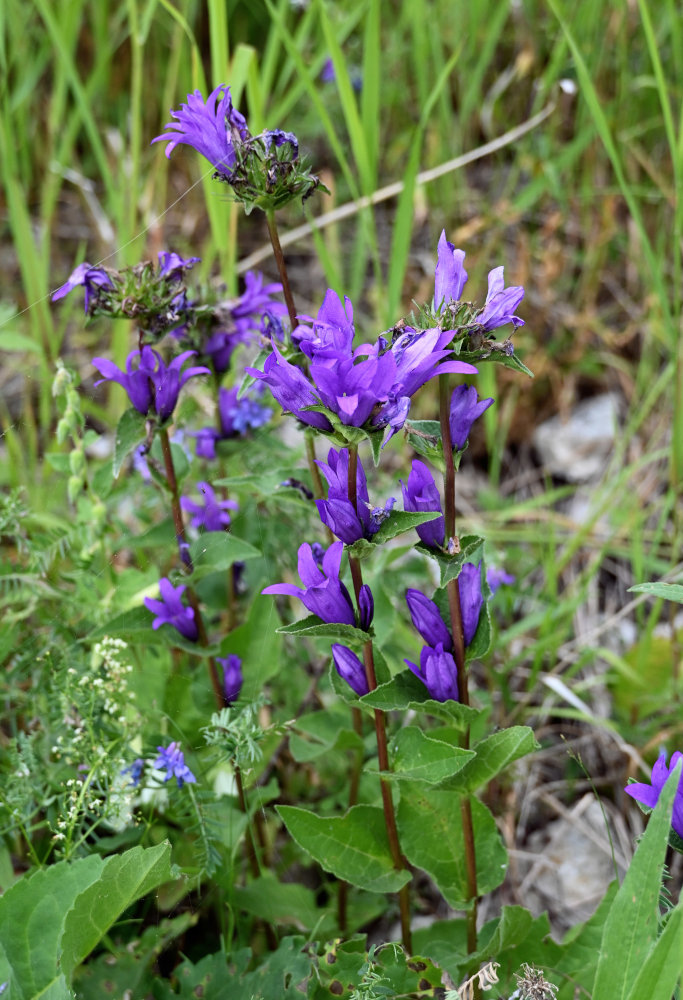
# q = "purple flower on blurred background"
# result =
<box><xmin>295</xmin><ymin>289</ymin><xmax>355</xmax><ymax>359</ymax></box>
<box><xmin>52</xmin><ymin>262</ymin><xmax>114</xmax><ymax>313</ymax></box>
<box><xmin>158</xmin><ymin>251</ymin><xmax>201</xmax><ymax>281</ymax></box>
<box><xmin>459</xmin><ymin>562</ymin><xmax>484</xmax><ymax>646</ymax></box>
<box><xmin>434</xmin><ymin>230</ymin><xmax>468</xmax><ymax>309</ymax></box>
<box><xmin>193</xmin><ymin>386</ymin><xmax>272</xmax><ymax>459</ymax></box>
<box><xmin>152</xmin><ymin>85</ymin><xmax>249</xmax><ymax>181</ymax></box>
<box><xmin>477</xmin><ymin>266</ymin><xmax>525</xmax><ymax>331</ymax></box>
<box><xmin>262</xmin><ymin>541</ymin><xmax>356</xmax><ymax>625</ymax></box>
<box><xmin>332</xmin><ymin>644</ymin><xmax>369</xmax><ymax>696</ymax></box>
<box><xmin>93</xmin><ymin>347</ymin><xmax>210</xmax><ymax>421</ymax></box>
<box><xmin>486</xmin><ymin>566</ymin><xmax>515</xmax><ymax>594</ymax></box>
<box><xmin>180</xmin><ymin>481</ymin><xmax>237</xmax><ymax>531</ymax></box>
<box><xmin>406</xmin><ymin>589</ymin><xmax>452</xmax><ymax>651</ymax></box>
<box><xmin>144</xmin><ymin>577</ymin><xmax>198</xmax><ymax>641</ymax></box>
<box><xmin>625</xmin><ymin>751</ymin><xmax>683</xmax><ymax>837</ymax></box>
<box><xmin>262</xmin><ymin>129</ymin><xmax>299</xmax><ymax>154</ymax></box>
<box><xmin>449</xmin><ymin>384</ymin><xmax>495</xmax><ymax>450</ymax></box>
<box><xmin>245</xmin><ymin>346</ymin><xmax>333</xmax><ymax>431</ymax></box>
<box><xmin>218</xmin><ymin>654</ymin><xmax>243</xmax><ymax>704</ymax></box>
<box><xmin>155</xmin><ymin>742</ymin><xmax>197</xmax><ymax>788</ymax></box>
<box><xmin>406</xmin><ymin>643</ymin><xmax>459</xmax><ymax>703</ymax></box>
<box><xmin>315</xmin><ymin>447</ymin><xmax>391</xmax><ymax>544</ymax></box>
<box><xmin>232</xmin><ymin>270</ymin><xmax>287</xmax><ymax>330</ymax></box>
<box><xmin>400</xmin><ymin>460</ymin><xmax>444</xmax><ymax>549</ymax></box>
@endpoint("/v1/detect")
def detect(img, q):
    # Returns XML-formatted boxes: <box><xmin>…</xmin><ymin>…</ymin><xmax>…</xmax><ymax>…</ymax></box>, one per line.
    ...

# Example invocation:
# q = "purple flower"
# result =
<box><xmin>180</xmin><ymin>481</ymin><xmax>237</xmax><ymax>531</ymax></box>
<box><xmin>245</xmin><ymin>345</ymin><xmax>333</xmax><ymax>431</ymax></box>
<box><xmin>332</xmin><ymin>644</ymin><xmax>369</xmax><ymax>696</ymax></box>
<box><xmin>359</xmin><ymin>584</ymin><xmax>374</xmax><ymax>630</ymax></box>
<box><xmin>144</xmin><ymin>577</ymin><xmax>198</xmax><ymax>641</ymax></box>
<box><xmin>121</xmin><ymin>758</ymin><xmax>144</xmax><ymax>787</ymax></box>
<box><xmin>262</xmin><ymin>541</ymin><xmax>356</xmax><ymax>625</ymax></box>
<box><xmin>52</xmin><ymin>262</ymin><xmax>114</xmax><ymax>313</ymax></box>
<box><xmin>232</xmin><ymin>270</ymin><xmax>287</xmax><ymax>327</ymax></box>
<box><xmin>477</xmin><ymin>266</ymin><xmax>525</xmax><ymax>331</ymax></box>
<box><xmin>486</xmin><ymin>566</ymin><xmax>515</xmax><ymax>594</ymax></box>
<box><xmin>406</xmin><ymin>644</ymin><xmax>459</xmax><ymax>703</ymax></box>
<box><xmin>406</xmin><ymin>589</ymin><xmax>452</xmax><ymax>651</ymax></box>
<box><xmin>218</xmin><ymin>654</ymin><xmax>243</xmax><ymax>704</ymax></box>
<box><xmin>296</xmin><ymin>289</ymin><xmax>355</xmax><ymax>359</ymax></box>
<box><xmin>449</xmin><ymin>384</ymin><xmax>495</xmax><ymax>450</ymax></box>
<box><xmin>262</xmin><ymin>129</ymin><xmax>299</xmax><ymax>154</ymax></box>
<box><xmin>158</xmin><ymin>251</ymin><xmax>201</xmax><ymax>281</ymax></box>
<box><xmin>400</xmin><ymin>460</ymin><xmax>444</xmax><ymax>549</ymax></box>
<box><xmin>434</xmin><ymin>231</ymin><xmax>468</xmax><ymax>309</ymax></box>
<box><xmin>459</xmin><ymin>562</ymin><xmax>484</xmax><ymax>646</ymax></box>
<box><xmin>320</xmin><ymin>58</ymin><xmax>336</xmax><ymax>83</ymax></box>
<box><xmin>625</xmin><ymin>751</ymin><xmax>683</xmax><ymax>838</ymax></box>
<box><xmin>315</xmin><ymin>447</ymin><xmax>386</xmax><ymax>544</ymax></box>
<box><xmin>93</xmin><ymin>346</ymin><xmax>210</xmax><ymax>421</ymax></box>
<box><xmin>154</xmin><ymin>742</ymin><xmax>197</xmax><ymax>788</ymax></box>
<box><xmin>192</xmin><ymin>386</ymin><xmax>272</xmax><ymax>460</ymax></box>
<box><xmin>152</xmin><ymin>85</ymin><xmax>249</xmax><ymax>181</ymax></box>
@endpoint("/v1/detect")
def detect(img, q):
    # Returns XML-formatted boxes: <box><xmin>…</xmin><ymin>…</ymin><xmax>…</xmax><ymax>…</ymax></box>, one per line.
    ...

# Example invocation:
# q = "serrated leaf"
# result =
<box><xmin>592</xmin><ymin>759</ymin><xmax>680</xmax><ymax>1000</ymax></box>
<box><xmin>113</xmin><ymin>407</ymin><xmax>147</xmax><ymax>478</ymax></box>
<box><xmin>628</xmin><ymin>581</ymin><xmax>683</xmax><ymax>603</ymax></box>
<box><xmin>277</xmin><ymin>804</ymin><xmax>411</xmax><ymax>893</ymax></box>
<box><xmin>397</xmin><ymin>789</ymin><xmax>507</xmax><ymax>908</ymax></box>
<box><xmin>276</xmin><ymin>614</ymin><xmax>369</xmax><ymax>644</ymax></box>
<box><xmin>372</xmin><ymin>510</ymin><xmax>441</xmax><ymax>545</ymax></box>
<box><xmin>361</xmin><ymin>670</ymin><xmax>481</xmax><ymax>729</ymax></box>
<box><xmin>442</xmin><ymin>726</ymin><xmax>538</xmax><ymax>792</ymax></box>
<box><xmin>388</xmin><ymin>726</ymin><xmax>474</xmax><ymax>783</ymax></box>
<box><xmin>189</xmin><ymin>533</ymin><xmax>261</xmax><ymax>582</ymax></box>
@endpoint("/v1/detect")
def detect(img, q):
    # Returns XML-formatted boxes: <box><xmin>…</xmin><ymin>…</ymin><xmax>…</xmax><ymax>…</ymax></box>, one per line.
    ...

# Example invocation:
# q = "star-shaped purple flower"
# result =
<box><xmin>144</xmin><ymin>577</ymin><xmax>198</xmax><ymax>641</ymax></box>
<box><xmin>52</xmin><ymin>262</ymin><xmax>114</xmax><ymax>313</ymax></box>
<box><xmin>477</xmin><ymin>266</ymin><xmax>525</xmax><ymax>331</ymax></box>
<box><xmin>93</xmin><ymin>346</ymin><xmax>210</xmax><ymax>421</ymax></box>
<box><xmin>262</xmin><ymin>541</ymin><xmax>357</xmax><ymax>626</ymax></box>
<box><xmin>152</xmin><ymin>85</ymin><xmax>249</xmax><ymax>181</ymax></box>
<box><xmin>180</xmin><ymin>481</ymin><xmax>237</xmax><ymax>531</ymax></box>
<box><xmin>158</xmin><ymin>251</ymin><xmax>201</xmax><ymax>281</ymax></box>
<box><xmin>625</xmin><ymin>751</ymin><xmax>683</xmax><ymax>838</ymax></box>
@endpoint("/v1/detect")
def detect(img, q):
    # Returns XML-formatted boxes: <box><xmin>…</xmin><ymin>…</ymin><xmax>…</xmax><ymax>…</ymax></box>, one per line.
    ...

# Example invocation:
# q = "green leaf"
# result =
<box><xmin>397</xmin><ymin>789</ymin><xmax>507</xmax><ymax>907</ymax></box>
<box><xmin>0</xmin><ymin>330</ymin><xmax>41</xmax><ymax>353</ymax></box>
<box><xmin>371</xmin><ymin>509</ymin><xmax>441</xmax><ymax>545</ymax></box>
<box><xmin>418</xmin><ymin>533</ymin><xmax>485</xmax><ymax>588</ymax></box>
<box><xmin>277</xmin><ymin>804</ymin><xmax>411</xmax><ymax>893</ymax></box>
<box><xmin>218</xmin><ymin>595</ymin><xmax>283</xmax><ymax>700</ymax></box>
<box><xmin>233</xmin><ymin>873</ymin><xmax>320</xmax><ymax>929</ymax></box>
<box><xmin>441</xmin><ymin>727</ymin><xmax>538</xmax><ymax>793</ymax></box>
<box><xmin>361</xmin><ymin>670</ymin><xmax>481</xmax><ymax>729</ymax></box>
<box><xmin>592</xmin><ymin>759</ymin><xmax>681</xmax><ymax>1000</ymax></box>
<box><xmin>189</xmin><ymin>533</ymin><xmax>261</xmax><ymax>582</ymax></box>
<box><xmin>289</xmin><ymin>708</ymin><xmax>363</xmax><ymax>763</ymax></box>
<box><xmin>404</xmin><ymin>419</ymin><xmax>443</xmax><ymax>464</ymax></box>
<box><xmin>0</xmin><ymin>843</ymin><xmax>172</xmax><ymax>997</ymax></box>
<box><xmin>276</xmin><ymin>614</ymin><xmax>369</xmax><ymax>645</ymax></box>
<box><xmin>481</xmin><ymin>349</ymin><xmax>534</xmax><ymax>378</ymax></box>
<box><xmin>388</xmin><ymin>726</ymin><xmax>474</xmax><ymax>783</ymax></box>
<box><xmin>628</xmin><ymin>581</ymin><xmax>683</xmax><ymax>603</ymax></box>
<box><xmin>113</xmin><ymin>407</ymin><xmax>147</xmax><ymax>478</ymax></box>
<box><xmin>624</xmin><ymin>904</ymin><xmax>682</xmax><ymax>1000</ymax></box>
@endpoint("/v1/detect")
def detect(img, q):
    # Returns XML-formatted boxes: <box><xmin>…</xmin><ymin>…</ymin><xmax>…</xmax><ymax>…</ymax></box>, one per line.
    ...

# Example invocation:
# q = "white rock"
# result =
<box><xmin>533</xmin><ymin>394</ymin><xmax>619</xmax><ymax>482</ymax></box>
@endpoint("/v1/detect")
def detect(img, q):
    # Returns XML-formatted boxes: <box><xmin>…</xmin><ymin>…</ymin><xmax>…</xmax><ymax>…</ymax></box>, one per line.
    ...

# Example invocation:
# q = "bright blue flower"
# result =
<box><xmin>144</xmin><ymin>577</ymin><xmax>198</xmax><ymax>641</ymax></box>
<box><xmin>121</xmin><ymin>758</ymin><xmax>144</xmax><ymax>787</ymax></box>
<box><xmin>154</xmin><ymin>742</ymin><xmax>197</xmax><ymax>788</ymax></box>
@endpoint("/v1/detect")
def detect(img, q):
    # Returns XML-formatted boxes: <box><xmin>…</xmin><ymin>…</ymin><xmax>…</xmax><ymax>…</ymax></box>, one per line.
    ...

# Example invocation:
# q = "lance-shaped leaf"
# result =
<box><xmin>113</xmin><ymin>406</ymin><xmax>148</xmax><ymax>478</ymax></box>
<box><xmin>277</xmin><ymin>615</ymin><xmax>370</xmax><ymax>645</ymax></box>
<box><xmin>277</xmin><ymin>805</ymin><xmax>411</xmax><ymax>893</ymax></box>
<box><xmin>360</xmin><ymin>670</ymin><xmax>481</xmax><ymax>729</ymax></box>
<box><xmin>386</xmin><ymin>726</ymin><xmax>474</xmax><ymax>784</ymax></box>
<box><xmin>189</xmin><ymin>533</ymin><xmax>261</xmax><ymax>582</ymax></box>
<box><xmin>439</xmin><ymin>726</ymin><xmax>538</xmax><ymax>793</ymax></box>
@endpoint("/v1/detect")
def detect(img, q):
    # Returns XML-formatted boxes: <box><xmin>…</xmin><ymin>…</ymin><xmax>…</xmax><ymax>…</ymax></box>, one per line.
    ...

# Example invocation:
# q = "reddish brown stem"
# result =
<box><xmin>265</xmin><ymin>209</ymin><xmax>298</xmax><ymax>331</ymax></box>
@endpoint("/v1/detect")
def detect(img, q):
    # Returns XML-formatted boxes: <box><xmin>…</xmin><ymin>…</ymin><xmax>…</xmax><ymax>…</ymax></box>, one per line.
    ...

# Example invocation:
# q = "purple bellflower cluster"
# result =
<box><xmin>203</xmin><ymin>271</ymin><xmax>288</xmax><ymax>373</ymax></box>
<box><xmin>404</xmin><ymin>569</ymin><xmax>483</xmax><ymax>702</ymax></box>
<box><xmin>155</xmin><ymin>742</ymin><xmax>197</xmax><ymax>789</ymax></box>
<box><xmin>247</xmin><ymin>288</ymin><xmax>478</xmax><ymax>443</ymax></box>
<box><xmin>93</xmin><ymin>346</ymin><xmax>210</xmax><ymax>422</ymax></box>
<box><xmin>262</xmin><ymin>541</ymin><xmax>373</xmax><ymax>630</ymax></box>
<box><xmin>144</xmin><ymin>578</ymin><xmax>198</xmax><ymax>641</ymax></box>
<box><xmin>180</xmin><ymin>481</ymin><xmax>238</xmax><ymax>531</ymax></box>
<box><xmin>316</xmin><ymin>447</ymin><xmax>395</xmax><ymax>544</ymax></box>
<box><xmin>218</xmin><ymin>654</ymin><xmax>244</xmax><ymax>704</ymax></box>
<box><xmin>625</xmin><ymin>751</ymin><xmax>683</xmax><ymax>838</ymax></box>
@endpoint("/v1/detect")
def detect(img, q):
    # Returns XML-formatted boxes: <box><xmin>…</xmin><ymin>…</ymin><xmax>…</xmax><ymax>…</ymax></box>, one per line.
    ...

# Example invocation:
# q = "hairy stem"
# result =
<box><xmin>438</xmin><ymin>377</ymin><xmax>479</xmax><ymax>969</ymax></box>
<box><xmin>346</xmin><ymin>444</ymin><xmax>412</xmax><ymax>952</ymax></box>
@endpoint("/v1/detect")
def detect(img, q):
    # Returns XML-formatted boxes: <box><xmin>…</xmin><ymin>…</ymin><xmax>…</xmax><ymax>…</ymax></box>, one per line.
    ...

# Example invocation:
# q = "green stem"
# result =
<box><xmin>438</xmin><ymin>376</ymin><xmax>479</xmax><ymax>970</ymax></box>
<box><xmin>265</xmin><ymin>209</ymin><xmax>298</xmax><ymax>331</ymax></box>
<box><xmin>346</xmin><ymin>444</ymin><xmax>412</xmax><ymax>952</ymax></box>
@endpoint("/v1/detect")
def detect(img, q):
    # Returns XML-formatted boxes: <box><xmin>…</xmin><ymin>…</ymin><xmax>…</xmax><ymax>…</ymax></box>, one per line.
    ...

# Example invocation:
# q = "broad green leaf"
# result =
<box><xmin>277</xmin><ymin>804</ymin><xmax>411</xmax><ymax>893</ymax></box>
<box><xmin>397</xmin><ymin>788</ymin><xmax>507</xmax><ymax>907</ymax></box>
<box><xmin>189</xmin><ymin>533</ymin><xmax>261</xmax><ymax>582</ymax></box>
<box><xmin>372</xmin><ymin>509</ymin><xmax>441</xmax><ymax>545</ymax></box>
<box><xmin>592</xmin><ymin>759</ymin><xmax>681</xmax><ymax>1000</ymax></box>
<box><xmin>441</xmin><ymin>727</ymin><xmax>538</xmax><ymax>793</ymax></box>
<box><xmin>629</xmin><ymin>581</ymin><xmax>683</xmax><ymax>603</ymax></box>
<box><xmin>113</xmin><ymin>407</ymin><xmax>147</xmax><ymax>478</ymax></box>
<box><xmin>61</xmin><ymin>842</ymin><xmax>173</xmax><ymax>977</ymax></box>
<box><xmin>418</xmin><ymin>533</ymin><xmax>485</xmax><ymax>588</ymax></box>
<box><xmin>276</xmin><ymin>614</ymin><xmax>369</xmax><ymax>645</ymax></box>
<box><xmin>233</xmin><ymin>873</ymin><xmax>320</xmax><ymax>929</ymax></box>
<box><xmin>404</xmin><ymin>419</ymin><xmax>443</xmax><ymax>464</ymax></box>
<box><xmin>625</xmin><ymin>904</ymin><xmax>682</xmax><ymax>1000</ymax></box>
<box><xmin>218</xmin><ymin>595</ymin><xmax>283</xmax><ymax>699</ymax></box>
<box><xmin>361</xmin><ymin>670</ymin><xmax>481</xmax><ymax>729</ymax></box>
<box><xmin>0</xmin><ymin>330</ymin><xmax>41</xmax><ymax>353</ymax></box>
<box><xmin>387</xmin><ymin>726</ymin><xmax>474</xmax><ymax>783</ymax></box>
